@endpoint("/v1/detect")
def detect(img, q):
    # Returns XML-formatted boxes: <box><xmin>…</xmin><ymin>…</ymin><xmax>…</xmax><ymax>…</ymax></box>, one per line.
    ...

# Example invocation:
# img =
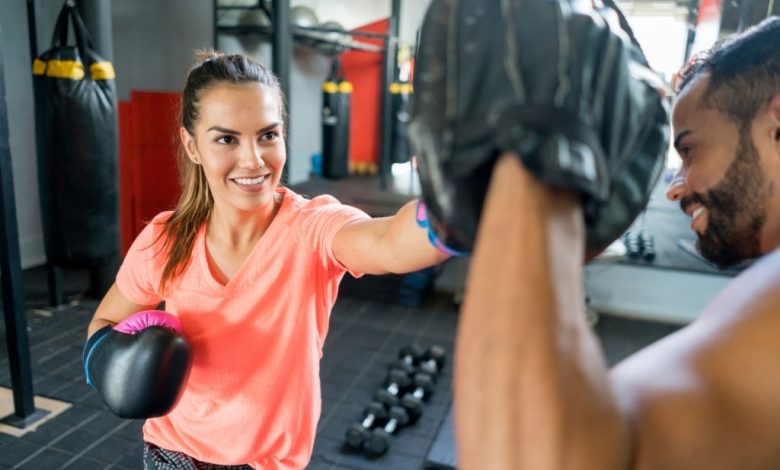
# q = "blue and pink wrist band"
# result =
<box><xmin>415</xmin><ymin>200</ymin><xmax>468</xmax><ymax>257</ymax></box>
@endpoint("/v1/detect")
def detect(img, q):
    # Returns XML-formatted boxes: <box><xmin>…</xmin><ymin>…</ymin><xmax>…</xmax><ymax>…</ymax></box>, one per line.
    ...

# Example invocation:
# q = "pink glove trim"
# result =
<box><xmin>114</xmin><ymin>310</ymin><xmax>182</xmax><ymax>334</ymax></box>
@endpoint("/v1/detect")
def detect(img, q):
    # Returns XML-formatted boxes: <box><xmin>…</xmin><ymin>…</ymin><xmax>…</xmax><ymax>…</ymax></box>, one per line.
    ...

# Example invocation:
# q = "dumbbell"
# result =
<box><xmin>344</xmin><ymin>401</ymin><xmax>387</xmax><ymax>449</ymax></box>
<box><xmin>375</xmin><ymin>368</ymin><xmax>412</xmax><ymax>407</ymax></box>
<box><xmin>396</xmin><ymin>344</ymin><xmax>425</xmax><ymax>375</ymax></box>
<box><xmin>364</xmin><ymin>405</ymin><xmax>410</xmax><ymax>455</ymax></box>
<box><xmin>401</xmin><ymin>372</ymin><xmax>435</xmax><ymax>422</ymax></box>
<box><xmin>640</xmin><ymin>231</ymin><xmax>656</xmax><ymax>262</ymax></box>
<box><xmin>624</xmin><ymin>231</ymin><xmax>642</xmax><ymax>259</ymax></box>
<box><xmin>417</xmin><ymin>345</ymin><xmax>446</xmax><ymax>376</ymax></box>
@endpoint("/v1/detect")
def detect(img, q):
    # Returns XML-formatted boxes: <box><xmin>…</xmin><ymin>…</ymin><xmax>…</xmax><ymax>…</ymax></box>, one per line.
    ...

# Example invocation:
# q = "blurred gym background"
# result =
<box><xmin>0</xmin><ymin>0</ymin><xmax>777</xmax><ymax>468</ymax></box>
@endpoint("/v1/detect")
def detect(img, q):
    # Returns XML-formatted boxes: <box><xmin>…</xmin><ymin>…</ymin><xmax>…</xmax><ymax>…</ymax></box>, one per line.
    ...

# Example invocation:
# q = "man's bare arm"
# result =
<box><xmin>455</xmin><ymin>154</ymin><xmax>780</xmax><ymax>470</ymax></box>
<box><xmin>454</xmin><ymin>154</ymin><xmax>630</xmax><ymax>470</ymax></box>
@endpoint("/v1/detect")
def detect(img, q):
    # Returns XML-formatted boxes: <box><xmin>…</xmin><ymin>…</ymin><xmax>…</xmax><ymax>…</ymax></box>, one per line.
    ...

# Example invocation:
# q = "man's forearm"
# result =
<box><xmin>454</xmin><ymin>155</ymin><xmax>630</xmax><ymax>470</ymax></box>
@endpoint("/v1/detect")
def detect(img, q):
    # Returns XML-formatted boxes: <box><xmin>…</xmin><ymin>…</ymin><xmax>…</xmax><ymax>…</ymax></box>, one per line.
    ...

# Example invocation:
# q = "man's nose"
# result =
<box><xmin>666</xmin><ymin>171</ymin><xmax>686</xmax><ymax>201</ymax></box>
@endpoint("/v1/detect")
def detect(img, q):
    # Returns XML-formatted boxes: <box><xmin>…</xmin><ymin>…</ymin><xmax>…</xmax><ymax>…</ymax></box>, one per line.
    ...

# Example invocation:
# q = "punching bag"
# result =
<box><xmin>389</xmin><ymin>81</ymin><xmax>412</xmax><ymax>164</ymax></box>
<box><xmin>32</xmin><ymin>2</ymin><xmax>118</xmax><ymax>268</ymax></box>
<box><xmin>321</xmin><ymin>60</ymin><xmax>351</xmax><ymax>179</ymax></box>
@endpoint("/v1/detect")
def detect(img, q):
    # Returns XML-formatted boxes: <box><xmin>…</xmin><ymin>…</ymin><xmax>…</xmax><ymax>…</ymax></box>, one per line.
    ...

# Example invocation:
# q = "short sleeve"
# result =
<box><xmin>115</xmin><ymin>212</ymin><xmax>172</xmax><ymax>306</ymax></box>
<box><xmin>299</xmin><ymin>195</ymin><xmax>370</xmax><ymax>275</ymax></box>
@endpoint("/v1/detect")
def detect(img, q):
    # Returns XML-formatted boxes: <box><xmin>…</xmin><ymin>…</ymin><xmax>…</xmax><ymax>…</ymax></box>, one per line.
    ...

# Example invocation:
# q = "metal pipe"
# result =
<box><xmin>293</xmin><ymin>25</ymin><xmax>389</xmax><ymax>39</ymax></box>
<box><xmin>76</xmin><ymin>0</ymin><xmax>113</xmax><ymax>60</ymax></box>
<box><xmin>737</xmin><ymin>0</ymin><xmax>757</xmax><ymax>32</ymax></box>
<box><xmin>0</xmin><ymin>28</ymin><xmax>46</xmax><ymax>427</ymax></box>
<box><xmin>683</xmin><ymin>0</ymin><xmax>699</xmax><ymax>62</ymax></box>
<box><xmin>272</xmin><ymin>0</ymin><xmax>291</xmax><ymax>179</ymax></box>
<box><xmin>26</xmin><ymin>0</ymin><xmax>39</xmax><ymax>60</ymax></box>
<box><xmin>28</xmin><ymin>0</ymin><xmax>64</xmax><ymax>308</ymax></box>
<box><xmin>379</xmin><ymin>0</ymin><xmax>401</xmax><ymax>190</ymax></box>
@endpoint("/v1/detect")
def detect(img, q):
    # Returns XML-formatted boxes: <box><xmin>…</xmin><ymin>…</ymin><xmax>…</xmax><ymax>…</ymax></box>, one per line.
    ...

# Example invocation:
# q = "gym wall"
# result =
<box><xmin>112</xmin><ymin>1</ymin><xmax>213</xmax><ymax>102</ymax></box>
<box><xmin>0</xmin><ymin>1</ymin><xmax>60</xmax><ymax>269</ymax></box>
<box><xmin>0</xmin><ymin>0</ymin><xmax>435</xmax><ymax>269</ymax></box>
<box><xmin>216</xmin><ymin>0</ymin><xmax>432</xmax><ymax>184</ymax></box>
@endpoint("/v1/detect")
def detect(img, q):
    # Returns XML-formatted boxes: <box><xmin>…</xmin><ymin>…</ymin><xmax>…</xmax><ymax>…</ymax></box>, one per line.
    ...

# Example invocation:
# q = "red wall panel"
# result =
<box><xmin>118</xmin><ymin>91</ymin><xmax>182</xmax><ymax>254</ymax></box>
<box><xmin>340</xmin><ymin>18</ymin><xmax>388</xmax><ymax>174</ymax></box>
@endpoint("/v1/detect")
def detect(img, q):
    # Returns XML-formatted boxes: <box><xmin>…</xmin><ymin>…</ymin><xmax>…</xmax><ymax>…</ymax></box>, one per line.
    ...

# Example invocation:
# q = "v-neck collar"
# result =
<box><xmin>198</xmin><ymin>188</ymin><xmax>290</xmax><ymax>293</ymax></box>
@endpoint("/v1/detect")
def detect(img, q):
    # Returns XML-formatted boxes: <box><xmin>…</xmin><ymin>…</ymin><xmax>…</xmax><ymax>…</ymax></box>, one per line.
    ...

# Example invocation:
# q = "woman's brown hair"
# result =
<box><xmin>157</xmin><ymin>50</ymin><xmax>285</xmax><ymax>295</ymax></box>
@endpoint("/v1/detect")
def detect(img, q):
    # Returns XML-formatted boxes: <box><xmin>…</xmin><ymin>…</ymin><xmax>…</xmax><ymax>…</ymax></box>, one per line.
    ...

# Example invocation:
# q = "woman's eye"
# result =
<box><xmin>216</xmin><ymin>135</ymin><xmax>235</xmax><ymax>145</ymax></box>
<box><xmin>260</xmin><ymin>131</ymin><xmax>279</xmax><ymax>142</ymax></box>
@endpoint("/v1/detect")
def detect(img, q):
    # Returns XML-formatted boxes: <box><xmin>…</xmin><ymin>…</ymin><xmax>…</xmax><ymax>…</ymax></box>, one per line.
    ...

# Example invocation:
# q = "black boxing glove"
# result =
<box><xmin>83</xmin><ymin>310</ymin><xmax>192</xmax><ymax>419</ymax></box>
<box><xmin>409</xmin><ymin>0</ymin><xmax>670</xmax><ymax>256</ymax></box>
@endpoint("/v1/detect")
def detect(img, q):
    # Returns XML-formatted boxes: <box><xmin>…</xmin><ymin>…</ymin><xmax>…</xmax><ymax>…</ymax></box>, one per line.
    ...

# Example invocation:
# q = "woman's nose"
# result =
<box><xmin>241</xmin><ymin>144</ymin><xmax>265</xmax><ymax>169</ymax></box>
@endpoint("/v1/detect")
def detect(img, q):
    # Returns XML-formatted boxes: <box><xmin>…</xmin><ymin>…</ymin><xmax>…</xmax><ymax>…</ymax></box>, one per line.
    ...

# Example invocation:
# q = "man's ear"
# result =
<box><xmin>180</xmin><ymin>127</ymin><xmax>199</xmax><ymax>164</ymax></box>
<box><xmin>769</xmin><ymin>92</ymin><xmax>780</xmax><ymax>147</ymax></box>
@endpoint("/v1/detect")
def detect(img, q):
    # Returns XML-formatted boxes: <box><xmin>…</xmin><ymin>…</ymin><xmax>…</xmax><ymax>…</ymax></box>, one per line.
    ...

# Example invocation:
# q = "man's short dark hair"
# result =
<box><xmin>674</xmin><ymin>17</ymin><xmax>780</xmax><ymax>130</ymax></box>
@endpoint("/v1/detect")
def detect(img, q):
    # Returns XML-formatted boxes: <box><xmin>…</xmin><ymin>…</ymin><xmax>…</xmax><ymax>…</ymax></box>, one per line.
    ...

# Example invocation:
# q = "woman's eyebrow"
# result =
<box><xmin>255</xmin><ymin>122</ymin><xmax>280</xmax><ymax>135</ymax></box>
<box><xmin>206</xmin><ymin>123</ymin><xmax>280</xmax><ymax>135</ymax></box>
<box><xmin>207</xmin><ymin>125</ymin><xmax>239</xmax><ymax>134</ymax></box>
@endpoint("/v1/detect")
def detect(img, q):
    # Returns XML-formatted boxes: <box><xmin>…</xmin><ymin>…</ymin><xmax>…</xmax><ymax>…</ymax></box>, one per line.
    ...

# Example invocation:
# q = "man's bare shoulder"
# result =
<box><xmin>697</xmin><ymin>248</ymin><xmax>780</xmax><ymax>326</ymax></box>
<box><xmin>612</xmin><ymin>248</ymin><xmax>780</xmax><ymax>382</ymax></box>
<box><xmin>610</xmin><ymin>249</ymin><xmax>780</xmax><ymax>469</ymax></box>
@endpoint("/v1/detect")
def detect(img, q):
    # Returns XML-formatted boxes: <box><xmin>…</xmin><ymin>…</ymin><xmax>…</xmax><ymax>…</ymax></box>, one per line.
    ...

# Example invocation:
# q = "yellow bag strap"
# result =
<box><xmin>90</xmin><ymin>62</ymin><xmax>116</xmax><ymax>80</ymax></box>
<box><xmin>322</xmin><ymin>81</ymin><xmax>338</xmax><ymax>93</ymax></box>
<box><xmin>323</xmin><ymin>81</ymin><xmax>353</xmax><ymax>94</ymax></box>
<box><xmin>32</xmin><ymin>59</ymin><xmax>115</xmax><ymax>81</ymax></box>
<box><xmin>389</xmin><ymin>82</ymin><xmax>413</xmax><ymax>94</ymax></box>
<box><xmin>338</xmin><ymin>81</ymin><xmax>353</xmax><ymax>94</ymax></box>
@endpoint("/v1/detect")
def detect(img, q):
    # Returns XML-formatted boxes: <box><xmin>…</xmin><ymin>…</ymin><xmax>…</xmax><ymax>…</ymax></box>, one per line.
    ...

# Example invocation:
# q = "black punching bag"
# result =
<box><xmin>321</xmin><ymin>60</ymin><xmax>351</xmax><ymax>179</ymax></box>
<box><xmin>389</xmin><ymin>81</ymin><xmax>412</xmax><ymax>164</ymax></box>
<box><xmin>32</xmin><ymin>2</ymin><xmax>118</xmax><ymax>268</ymax></box>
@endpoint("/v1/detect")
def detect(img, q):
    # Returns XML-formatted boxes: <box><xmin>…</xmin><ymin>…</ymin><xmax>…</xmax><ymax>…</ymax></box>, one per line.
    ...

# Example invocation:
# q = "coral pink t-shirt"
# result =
<box><xmin>116</xmin><ymin>187</ymin><xmax>369</xmax><ymax>469</ymax></box>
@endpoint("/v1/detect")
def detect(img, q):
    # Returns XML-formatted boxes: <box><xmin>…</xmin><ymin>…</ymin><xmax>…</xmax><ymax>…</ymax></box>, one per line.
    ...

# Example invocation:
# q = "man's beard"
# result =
<box><xmin>680</xmin><ymin>135</ymin><xmax>769</xmax><ymax>269</ymax></box>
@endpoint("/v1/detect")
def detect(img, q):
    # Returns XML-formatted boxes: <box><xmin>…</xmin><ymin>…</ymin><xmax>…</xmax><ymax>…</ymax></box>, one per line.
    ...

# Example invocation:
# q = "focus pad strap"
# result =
<box><xmin>496</xmin><ymin>105</ymin><xmax>609</xmax><ymax>203</ymax></box>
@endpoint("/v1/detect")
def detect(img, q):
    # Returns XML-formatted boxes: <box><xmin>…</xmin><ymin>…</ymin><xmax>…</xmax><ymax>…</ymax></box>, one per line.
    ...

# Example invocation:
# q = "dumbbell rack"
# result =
<box><xmin>342</xmin><ymin>344</ymin><xmax>447</xmax><ymax>458</ymax></box>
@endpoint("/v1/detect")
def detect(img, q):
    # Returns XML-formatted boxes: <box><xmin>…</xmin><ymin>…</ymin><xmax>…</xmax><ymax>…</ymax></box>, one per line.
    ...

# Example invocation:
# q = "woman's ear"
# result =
<box><xmin>180</xmin><ymin>127</ymin><xmax>199</xmax><ymax>164</ymax></box>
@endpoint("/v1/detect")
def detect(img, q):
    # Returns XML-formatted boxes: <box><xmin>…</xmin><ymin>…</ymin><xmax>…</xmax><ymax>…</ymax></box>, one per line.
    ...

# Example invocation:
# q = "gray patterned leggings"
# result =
<box><xmin>143</xmin><ymin>443</ymin><xmax>253</xmax><ymax>470</ymax></box>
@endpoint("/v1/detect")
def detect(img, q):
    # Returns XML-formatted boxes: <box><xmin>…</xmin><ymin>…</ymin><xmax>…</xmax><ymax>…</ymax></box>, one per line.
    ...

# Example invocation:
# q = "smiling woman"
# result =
<box><xmin>168</xmin><ymin>52</ymin><xmax>289</xmax><ymax>291</ymax></box>
<box><xmin>182</xmin><ymin>84</ymin><xmax>284</xmax><ymax>223</ymax></box>
<box><xmin>81</xmin><ymin>50</ymin><xmax>452</xmax><ymax>469</ymax></box>
<box><xmin>179</xmin><ymin>81</ymin><xmax>286</xmax><ymax>286</ymax></box>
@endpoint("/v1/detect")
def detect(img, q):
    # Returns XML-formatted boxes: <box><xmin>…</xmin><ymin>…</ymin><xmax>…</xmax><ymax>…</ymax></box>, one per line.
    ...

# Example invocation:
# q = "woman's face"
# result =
<box><xmin>181</xmin><ymin>82</ymin><xmax>286</xmax><ymax>215</ymax></box>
